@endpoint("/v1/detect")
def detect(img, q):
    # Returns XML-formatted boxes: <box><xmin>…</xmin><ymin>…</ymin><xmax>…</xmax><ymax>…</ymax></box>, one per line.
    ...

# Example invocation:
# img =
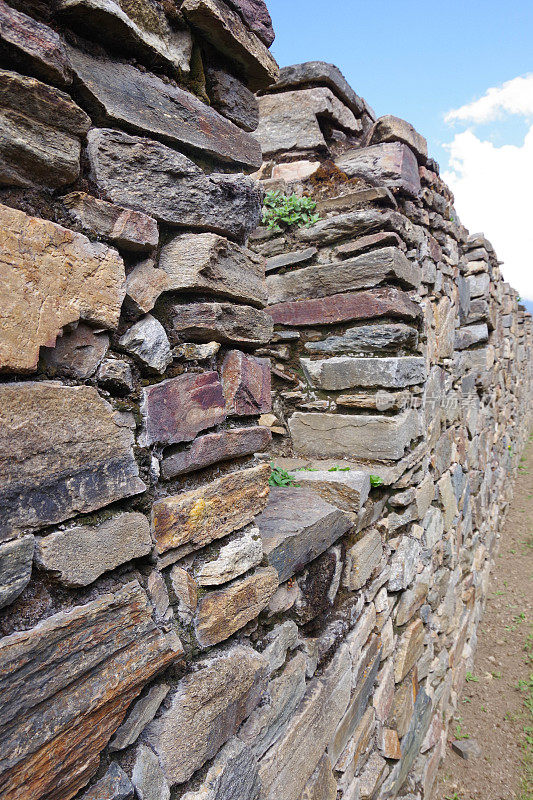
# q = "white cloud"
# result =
<box><xmin>443</xmin><ymin>78</ymin><xmax>533</xmax><ymax>301</ymax></box>
<box><xmin>445</xmin><ymin>74</ymin><xmax>533</xmax><ymax>125</ymax></box>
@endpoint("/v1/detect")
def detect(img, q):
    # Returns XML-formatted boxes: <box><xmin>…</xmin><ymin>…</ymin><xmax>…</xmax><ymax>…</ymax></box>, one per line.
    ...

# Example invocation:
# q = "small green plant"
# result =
<box><xmin>454</xmin><ymin>722</ymin><xmax>470</xmax><ymax>740</ymax></box>
<box><xmin>370</xmin><ymin>474</ymin><xmax>384</xmax><ymax>488</ymax></box>
<box><xmin>445</xmin><ymin>793</ymin><xmax>463</xmax><ymax>800</ymax></box>
<box><xmin>328</xmin><ymin>465</ymin><xmax>351</xmax><ymax>472</ymax></box>
<box><xmin>262</xmin><ymin>191</ymin><xmax>319</xmax><ymax>232</ymax></box>
<box><xmin>269</xmin><ymin>465</ymin><xmax>299</xmax><ymax>488</ymax></box>
<box><xmin>465</xmin><ymin>671</ymin><xmax>479</xmax><ymax>683</ymax></box>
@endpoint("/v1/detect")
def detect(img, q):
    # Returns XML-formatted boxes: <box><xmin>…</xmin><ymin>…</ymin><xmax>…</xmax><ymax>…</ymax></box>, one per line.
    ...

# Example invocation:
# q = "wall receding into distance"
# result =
<box><xmin>0</xmin><ymin>2</ymin><xmax>531</xmax><ymax>799</ymax></box>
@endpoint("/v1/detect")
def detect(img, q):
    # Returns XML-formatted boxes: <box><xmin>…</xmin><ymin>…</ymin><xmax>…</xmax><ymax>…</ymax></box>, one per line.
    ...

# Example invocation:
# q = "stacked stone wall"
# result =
<box><xmin>0</xmin><ymin>4</ymin><xmax>531</xmax><ymax>800</ymax></box>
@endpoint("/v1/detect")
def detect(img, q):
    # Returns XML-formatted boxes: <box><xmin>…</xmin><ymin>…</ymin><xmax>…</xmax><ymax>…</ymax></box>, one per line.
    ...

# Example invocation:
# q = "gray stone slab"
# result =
<box><xmin>265</xmin><ymin>61</ymin><xmax>367</xmax><ymax>117</ymax></box>
<box><xmin>0</xmin><ymin>535</ymin><xmax>34</xmax><ymax>609</ymax></box>
<box><xmin>285</xmin><ymin>468</ymin><xmax>370</xmax><ymax>514</ymax></box>
<box><xmin>336</xmin><ymin>142</ymin><xmax>421</xmax><ymax>198</ymax></box>
<box><xmin>265</xmin><ymin>247</ymin><xmax>317</xmax><ymax>273</ymax></box>
<box><xmin>165</xmin><ymin>301</ymin><xmax>273</xmax><ymax>346</ymax></box>
<box><xmin>301</xmin><ymin>356</ymin><xmax>426</xmax><ymax>391</ymax></box>
<box><xmin>454</xmin><ymin>323</ymin><xmax>489</xmax><ymax>350</ymax></box>
<box><xmin>304</xmin><ymin>323</ymin><xmax>418</xmax><ymax>355</ymax></box>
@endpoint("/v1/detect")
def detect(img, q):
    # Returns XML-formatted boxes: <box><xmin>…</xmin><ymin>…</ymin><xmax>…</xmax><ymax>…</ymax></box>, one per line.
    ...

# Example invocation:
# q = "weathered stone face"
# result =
<box><xmin>152</xmin><ymin>464</ymin><xmax>270</xmax><ymax>555</ymax></box>
<box><xmin>79</xmin><ymin>763</ymin><xmax>134</xmax><ymax>800</ymax></box>
<box><xmin>144</xmin><ymin>646</ymin><xmax>269</xmax><ymax>785</ymax></box>
<box><xmin>288</xmin><ymin>410</ymin><xmax>420</xmax><ymax>461</ymax></box>
<box><xmin>181</xmin><ymin>737</ymin><xmax>262</xmax><ymax>800</ymax></box>
<box><xmin>181</xmin><ymin>0</ymin><xmax>279</xmax><ymax>91</ymax></box>
<box><xmin>0</xmin><ymin>69</ymin><xmax>90</xmax><ymax>188</ymax></box>
<box><xmin>68</xmin><ymin>47</ymin><xmax>262</xmax><ymax>170</ymax></box>
<box><xmin>454</xmin><ymin>323</ymin><xmax>489</xmax><ymax>350</ymax></box>
<box><xmin>225</xmin><ymin>0</ymin><xmax>274</xmax><ymax>46</ymax></box>
<box><xmin>119</xmin><ymin>315</ymin><xmax>172</xmax><ymax>374</ymax></box>
<box><xmin>141</xmin><ymin>373</ymin><xmax>226</xmax><ymax>447</ymax></box>
<box><xmin>0</xmin><ymin>535</ymin><xmax>34</xmax><ymax>610</ymax></box>
<box><xmin>255</xmin><ymin>487</ymin><xmax>352</xmax><ymax>583</ymax></box>
<box><xmin>344</xmin><ymin>529</ymin><xmax>383</xmax><ymax>591</ymax></box>
<box><xmin>0</xmin><ymin>382</ymin><xmax>145</xmax><ymax>540</ymax></box>
<box><xmin>110</xmin><ymin>684</ymin><xmax>170</xmax><ymax>752</ymax></box>
<box><xmin>336</xmin><ymin>142</ymin><xmax>421</xmax><ymax>198</ymax></box>
<box><xmin>34</xmin><ymin>513</ymin><xmax>152</xmax><ymax>587</ymax></box>
<box><xmin>222</xmin><ymin>350</ymin><xmax>271</xmax><ymax>415</ymax></box>
<box><xmin>161</xmin><ymin>426</ymin><xmax>271</xmax><ymax>479</ymax></box>
<box><xmin>0</xmin><ymin>204</ymin><xmax>125</xmax><ymax>373</ymax></box>
<box><xmin>206</xmin><ymin>67</ymin><xmax>259</xmax><ymax>132</ymax></box>
<box><xmin>268</xmin><ymin>287</ymin><xmax>422</xmax><ymax>327</ymax></box>
<box><xmin>62</xmin><ymin>192</ymin><xmax>158</xmax><ymax>253</ymax></box>
<box><xmin>394</xmin><ymin>618</ymin><xmax>426</xmax><ymax>682</ymax></box>
<box><xmin>305</xmin><ymin>323</ymin><xmax>419</xmax><ymax>355</ymax></box>
<box><xmin>301</xmin><ymin>356</ymin><xmax>426</xmax><ymax>391</ymax></box>
<box><xmin>267</xmin><ymin>61</ymin><xmax>366</xmax><ymax>117</ymax></box>
<box><xmin>87</xmin><ymin>129</ymin><xmax>263</xmax><ymax>241</ymax></box>
<box><xmin>369</xmin><ymin>116</ymin><xmax>428</xmax><ymax>162</ymax></box>
<box><xmin>295</xmin><ymin>208</ymin><xmax>415</xmax><ymax>247</ymax></box>
<box><xmin>165</xmin><ymin>302</ymin><xmax>273</xmax><ymax>346</ymax></box>
<box><xmin>267</xmin><ymin>247</ymin><xmax>420</xmax><ymax>305</ymax></box>
<box><xmin>285</xmin><ymin>468</ymin><xmax>370</xmax><ymax>514</ymax></box>
<box><xmin>57</xmin><ymin>0</ymin><xmax>192</xmax><ymax>74</ymax></box>
<box><xmin>41</xmin><ymin>324</ymin><xmax>110</xmax><ymax>380</ymax></box>
<box><xmin>0</xmin><ymin>582</ymin><xmax>177</xmax><ymax>800</ymax></box>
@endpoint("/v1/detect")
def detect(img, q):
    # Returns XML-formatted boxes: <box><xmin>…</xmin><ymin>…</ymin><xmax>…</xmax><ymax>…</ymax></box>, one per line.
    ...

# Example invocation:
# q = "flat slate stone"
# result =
<box><xmin>264</xmin><ymin>61</ymin><xmax>366</xmax><ymax>118</ymax></box>
<box><xmin>344</xmin><ymin>529</ymin><xmax>383</xmax><ymax>590</ymax></box>
<box><xmin>195</xmin><ymin>525</ymin><xmax>263</xmax><ymax>586</ymax></box>
<box><xmin>57</xmin><ymin>0</ymin><xmax>192</xmax><ymax>74</ymax></box>
<box><xmin>0</xmin><ymin>2</ymin><xmax>72</xmax><ymax>85</ymax></box>
<box><xmin>222</xmin><ymin>350</ymin><xmax>271</xmax><ymax>415</ymax></box>
<box><xmin>0</xmin><ymin>535</ymin><xmax>34</xmax><ymax>609</ymax></box>
<box><xmin>0</xmin><ymin>382</ymin><xmax>145</xmax><ymax>540</ymax></box>
<box><xmin>336</xmin><ymin>142</ymin><xmax>421</xmax><ymax>198</ymax></box>
<box><xmin>265</xmin><ymin>247</ymin><xmax>317</xmax><ymax>273</ymax></box>
<box><xmin>225</xmin><ymin>0</ymin><xmax>275</xmax><ymax>46</ymax></box>
<box><xmin>301</xmin><ymin>356</ymin><xmax>426</xmax><ymax>391</ymax></box>
<box><xmin>181</xmin><ymin>0</ymin><xmax>279</xmax><ymax>91</ymax></box>
<box><xmin>110</xmin><ymin>684</ymin><xmax>170</xmax><ymax>752</ymax></box>
<box><xmin>300</xmin><ymin>754</ymin><xmax>337</xmax><ymax>800</ymax></box>
<box><xmin>144</xmin><ymin>645</ymin><xmax>269</xmax><ymax>784</ymax></box>
<box><xmin>80</xmin><ymin>763</ymin><xmax>134</xmax><ymax>800</ymax></box>
<box><xmin>0</xmin><ymin>581</ymin><xmax>177</xmax><ymax>800</ymax></box>
<box><xmin>159</xmin><ymin>232</ymin><xmax>267</xmax><ymax>306</ymax></box>
<box><xmin>62</xmin><ymin>191</ymin><xmax>158</xmax><ymax>252</ymax></box>
<box><xmin>161</xmin><ymin>426</ymin><xmax>271</xmax><ymax>479</ymax></box>
<box><xmin>68</xmin><ymin>47</ymin><xmax>261</xmax><ymax>170</ymax></box>
<box><xmin>35</xmin><ymin>512</ymin><xmax>152</xmax><ymax>587</ymax></box>
<box><xmin>206</xmin><ymin>66</ymin><xmax>259</xmax><ymax>131</ymax></box>
<box><xmin>255</xmin><ymin>487</ymin><xmax>352</xmax><ymax>582</ymax></box>
<box><xmin>454</xmin><ymin>323</ymin><xmax>489</xmax><ymax>350</ymax></box>
<box><xmin>304</xmin><ymin>323</ymin><xmax>419</xmax><ymax>355</ymax></box>
<box><xmin>141</xmin><ymin>372</ymin><xmax>226</xmax><ymax>447</ymax></box>
<box><xmin>288</xmin><ymin>409</ymin><xmax>420</xmax><ymax>461</ymax></box>
<box><xmin>267</xmin><ymin>246</ymin><xmax>420</xmax><ymax>304</ymax></box>
<box><xmin>87</xmin><ymin>128</ymin><xmax>263</xmax><ymax>242</ymax></box>
<box><xmin>318</xmin><ymin>189</ymin><xmax>397</xmax><ymax>214</ymax></box>
<box><xmin>0</xmin><ymin>203</ymin><xmax>125</xmax><ymax>373</ymax></box>
<box><xmin>165</xmin><ymin>301</ymin><xmax>273</xmax><ymax>345</ymax></box>
<box><xmin>284</xmin><ymin>468</ymin><xmax>370</xmax><ymax>514</ymax></box>
<box><xmin>369</xmin><ymin>116</ymin><xmax>428</xmax><ymax>162</ymax></box>
<box><xmin>151</xmin><ymin>463</ymin><xmax>270</xmax><ymax>555</ymax></box>
<box><xmin>295</xmin><ymin>208</ymin><xmax>416</xmax><ymax>246</ymax></box>
<box><xmin>0</xmin><ymin>68</ymin><xmax>90</xmax><ymax>188</ymax></box>
<box><xmin>268</xmin><ymin>287</ymin><xmax>422</xmax><ymax>327</ymax></box>
<box><xmin>131</xmin><ymin>743</ymin><xmax>170</xmax><ymax>800</ymax></box>
<box><xmin>181</xmin><ymin>737</ymin><xmax>262</xmax><ymax>800</ymax></box>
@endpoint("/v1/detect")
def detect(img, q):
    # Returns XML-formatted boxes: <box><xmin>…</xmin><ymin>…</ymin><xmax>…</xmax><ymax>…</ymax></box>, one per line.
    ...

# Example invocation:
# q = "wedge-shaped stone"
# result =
<box><xmin>305</xmin><ymin>323</ymin><xmax>418</xmax><ymax>355</ymax></box>
<box><xmin>255</xmin><ymin>487</ymin><xmax>352</xmax><ymax>583</ymax></box>
<box><xmin>0</xmin><ymin>535</ymin><xmax>34</xmax><ymax>609</ymax></box>
<box><xmin>222</xmin><ymin>350</ymin><xmax>271</xmax><ymax>415</ymax></box>
<box><xmin>207</xmin><ymin>67</ymin><xmax>259</xmax><ymax>133</ymax></box>
<box><xmin>144</xmin><ymin>645</ymin><xmax>269</xmax><ymax>785</ymax></box>
<box><xmin>35</xmin><ymin>513</ymin><xmax>152</xmax><ymax>587</ymax></box>
<box><xmin>0</xmin><ymin>69</ymin><xmax>90</xmax><ymax>188</ymax></box>
<box><xmin>181</xmin><ymin>0</ymin><xmax>278</xmax><ymax>91</ymax></box>
<box><xmin>87</xmin><ymin>129</ymin><xmax>263</xmax><ymax>241</ymax></box>
<box><xmin>68</xmin><ymin>47</ymin><xmax>261</xmax><ymax>170</ymax></box>
<box><xmin>110</xmin><ymin>684</ymin><xmax>170</xmax><ymax>752</ymax></box>
<box><xmin>0</xmin><ymin>582</ymin><xmax>177</xmax><ymax>800</ymax></box>
<box><xmin>285</xmin><ymin>468</ymin><xmax>370</xmax><ymax>514</ymax></box>
<box><xmin>267</xmin><ymin>247</ymin><xmax>420</xmax><ymax>305</ymax></box>
<box><xmin>301</xmin><ymin>356</ymin><xmax>426</xmax><ymax>391</ymax></box>
<box><xmin>454</xmin><ymin>323</ymin><xmax>489</xmax><ymax>351</ymax></box>
<box><xmin>267</xmin><ymin>61</ymin><xmax>366</xmax><ymax>117</ymax></box>
<box><xmin>388</xmin><ymin>537</ymin><xmax>420</xmax><ymax>592</ymax></box>
<box><xmin>268</xmin><ymin>288</ymin><xmax>422</xmax><ymax>327</ymax></box>
<box><xmin>195</xmin><ymin>566</ymin><xmax>279</xmax><ymax>646</ymax></box>
<box><xmin>296</xmin><ymin>208</ymin><xmax>416</xmax><ymax>246</ymax></box>
<box><xmin>162</xmin><ymin>426</ymin><xmax>271</xmax><ymax>479</ymax></box>
<box><xmin>265</xmin><ymin>247</ymin><xmax>317</xmax><ymax>273</ymax></box>
<box><xmin>394</xmin><ymin>618</ymin><xmax>425</xmax><ymax>682</ymax></box>
<box><xmin>0</xmin><ymin>204</ymin><xmax>125</xmax><ymax>372</ymax></box>
<box><xmin>141</xmin><ymin>373</ymin><xmax>226</xmax><ymax>447</ymax></box>
<box><xmin>57</xmin><ymin>0</ymin><xmax>192</xmax><ymax>74</ymax></box>
<box><xmin>256</xmin><ymin>87</ymin><xmax>360</xmax><ymax>156</ymax></box>
<box><xmin>152</xmin><ymin>463</ymin><xmax>270</xmax><ymax>555</ymax></box>
<box><xmin>166</xmin><ymin>302</ymin><xmax>273</xmax><ymax>345</ymax></box>
<box><xmin>41</xmin><ymin>324</ymin><xmax>109</xmax><ymax>380</ymax></box>
<box><xmin>288</xmin><ymin>410</ymin><xmax>420</xmax><ymax>461</ymax></box>
<box><xmin>0</xmin><ymin>383</ymin><xmax>145</xmax><ymax>540</ymax></box>
<box><xmin>159</xmin><ymin>232</ymin><xmax>267</xmax><ymax>306</ymax></box>
<box><xmin>181</xmin><ymin>737</ymin><xmax>261</xmax><ymax>800</ymax></box>
<box><xmin>258</xmin><ymin>644</ymin><xmax>351</xmax><ymax>800</ymax></box>
<box><xmin>63</xmin><ymin>192</ymin><xmax>158</xmax><ymax>253</ymax></box>
<box><xmin>80</xmin><ymin>763</ymin><xmax>134</xmax><ymax>800</ymax></box>
<box><xmin>336</xmin><ymin>142</ymin><xmax>421</xmax><ymax>198</ymax></box>
<box><xmin>344</xmin><ymin>529</ymin><xmax>383</xmax><ymax>591</ymax></box>
<box><xmin>0</xmin><ymin>2</ymin><xmax>72</xmax><ymax>85</ymax></box>
<box><xmin>369</xmin><ymin>116</ymin><xmax>428</xmax><ymax>162</ymax></box>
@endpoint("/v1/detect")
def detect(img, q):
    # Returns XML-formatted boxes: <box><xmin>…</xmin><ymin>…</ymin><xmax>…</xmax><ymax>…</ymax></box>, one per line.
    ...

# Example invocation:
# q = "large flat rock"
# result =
<box><xmin>369</xmin><ymin>115</ymin><xmax>428</xmax><ymax>162</ymax></box>
<box><xmin>264</xmin><ymin>61</ymin><xmax>366</xmax><ymax>117</ymax></box>
<box><xmin>336</xmin><ymin>142</ymin><xmax>421</xmax><ymax>198</ymax></box>
<box><xmin>165</xmin><ymin>301</ymin><xmax>273</xmax><ymax>346</ymax></box>
<box><xmin>57</xmin><ymin>0</ymin><xmax>192</xmax><ymax>74</ymax></box>
<box><xmin>304</xmin><ymin>323</ymin><xmax>419</xmax><ymax>355</ymax></box>
<box><xmin>87</xmin><ymin>128</ymin><xmax>263</xmax><ymax>241</ymax></box>
<box><xmin>255</xmin><ymin>487</ymin><xmax>352</xmax><ymax>582</ymax></box>
<box><xmin>0</xmin><ymin>68</ymin><xmax>90</xmax><ymax>188</ymax></box>
<box><xmin>0</xmin><ymin>581</ymin><xmax>177</xmax><ymax>800</ymax></box>
<box><xmin>288</xmin><ymin>410</ymin><xmax>420</xmax><ymax>460</ymax></box>
<box><xmin>283</xmin><ymin>467</ymin><xmax>370</xmax><ymax>514</ymax></box>
<box><xmin>268</xmin><ymin>287</ymin><xmax>422</xmax><ymax>327</ymax></box>
<box><xmin>161</xmin><ymin>426</ymin><xmax>271</xmax><ymax>479</ymax></box>
<box><xmin>0</xmin><ymin>203</ymin><xmax>125</xmax><ymax>373</ymax></box>
<box><xmin>266</xmin><ymin>247</ymin><xmax>420</xmax><ymax>304</ymax></box>
<box><xmin>68</xmin><ymin>47</ymin><xmax>261</xmax><ymax>170</ymax></box>
<box><xmin>301</xmin><ymin>356</ymin><xmax>426</xmax><ymax>390</ymax></box>
<box><xmin>295</xmin><ymin>208</ymin><xmax>416</xmax><ymax>247</ymax></box>
<box><xmin>0</xmin><ymin>382</ymin><xmax>145</xmax><ymax>540</ymax></box>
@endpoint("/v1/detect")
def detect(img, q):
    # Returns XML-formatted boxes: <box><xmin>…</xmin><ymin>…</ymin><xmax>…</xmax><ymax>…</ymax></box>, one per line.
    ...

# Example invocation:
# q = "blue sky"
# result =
<box><xmin>266</xmin><ymin>0</ymin><xmax>533</xmax><ymax>300</ymax></box>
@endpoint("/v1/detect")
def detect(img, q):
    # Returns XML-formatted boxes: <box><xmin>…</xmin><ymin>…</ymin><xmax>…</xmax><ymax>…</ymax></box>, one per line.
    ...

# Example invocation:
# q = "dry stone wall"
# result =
<box><xmin>0</xmin><ymin>2</ymin><xmax>531</xmax><ymax>799</ymax></box>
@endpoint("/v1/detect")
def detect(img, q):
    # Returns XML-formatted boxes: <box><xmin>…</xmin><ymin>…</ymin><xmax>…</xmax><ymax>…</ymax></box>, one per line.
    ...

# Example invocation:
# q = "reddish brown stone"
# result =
<box><xmin>222</xmin><ymin>350</ymin><xmax>271</xmax><ymax>416</ymax></box>
<box><xmin>141</xmin><ymin>373</ymin><xmax>226</xmax><ymax>447</ymax></box>
<box><xmin>268</xmin><ymin>287</ymin><xmax>422</xmax><ymax>327</ymax></box>
<box><xmin>225</xmin><ymin>0</ymin><xmax>274</xmax><ymax>45</ymax></box>
<box><xmin>161</xmin><ymin>426</ymin><xmax>271</xmax><ymax>479</ymax></box>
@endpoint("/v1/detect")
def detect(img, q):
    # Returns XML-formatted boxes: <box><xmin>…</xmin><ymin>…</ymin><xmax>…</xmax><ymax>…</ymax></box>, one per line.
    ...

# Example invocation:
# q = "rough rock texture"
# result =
<box><xmin>0</xmin><ymin>536</ymin><xmax>34</xmax><ymax>609</ymax></box>
<box><xmin>336</xmin><ymin>142</ymin><xmax>421</xmax><ymax>197</ymax></box>
<box><xmin>206</xmin><ymin>67</ymin><xmax>259</xmax><ymax>131</ymax></box>
<box><xmin>41</xmin><ymin>324</ymin><xmax>110</xmax><ymax>380</ymax></box>
<box><xmin>369</xmin><ymin>116</ymin><xmax>428</xmax><ymax>162</ymax></box>
<box><xmin>62</xmin><ymin>192</ymin><xmax>158</xmax><ymax>253</ymax></box>
<box><xmin>165</xmin><ymin>302</ymin><xmax>273</xmax><ymax>345</ymax></box>
<box><xmin>110</xmin><ymin>684</ymin><xmax>170</xmax><ymax>752</ymax></box>
<box><xmin>0</xmin><ymin>203</ymin><xmax>125</xmax><ymax>372</ymax></box>
<box><xmin>119</xmin><ymin>315</ymin><xmax>172</xmax><ymax>374</ymax></box>
<box><xmin>79</xmin><ymin>763</ymin><xmax>134</xmax><ymax>800</ymax></box>
<box><xmin>87</xmin><ymin>129</ymin><xmax>263</xmax><ymax>241</ymax></box>
<box><xmin>264</xmin><ymin>61</ymin><xmax>366</xmax><ymax>117</ymax></box>
<box><xmin>305</xmin><ymin>323</ymin><xmax>418</xmax><ymax>354</ymax></box>
<box><xmin>225</xmin><ymin>0</ymin><xmax>274</xmax><ymax>46</ymax></box>
<box><xmin>161</xmin><ymin>426</ymin><xmax>271</xmax><ymax>478</ymax></box>
<box><xmin>301</xmin><ymin>356</ymin><xmax>426</xmax><ymax>390</ymax></box>
<box><xmin>222</xmin><ymin>349</ymin><xmax>271</xmax><ymax>415</ymax></box>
